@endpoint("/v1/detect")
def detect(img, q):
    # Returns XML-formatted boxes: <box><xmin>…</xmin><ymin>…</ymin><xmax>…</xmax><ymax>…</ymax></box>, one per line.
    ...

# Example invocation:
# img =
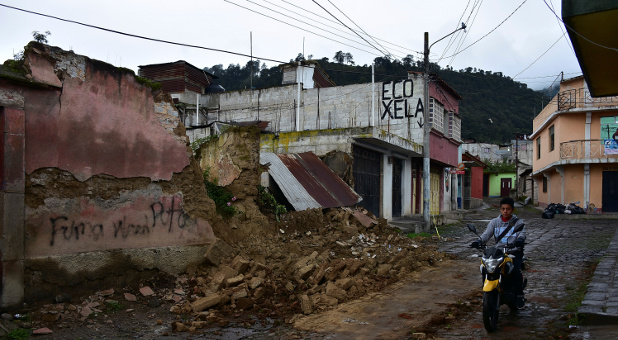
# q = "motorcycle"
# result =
<box><xmin>467</xmin><ymin>223</ymin><xmax>527</xmax><ymax>332</ymax></box>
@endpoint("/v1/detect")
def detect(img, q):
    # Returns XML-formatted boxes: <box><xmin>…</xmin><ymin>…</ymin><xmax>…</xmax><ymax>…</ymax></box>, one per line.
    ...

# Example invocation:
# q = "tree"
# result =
<box><xmin>344</xmin><ymin>52</ymin><xmax>354</xmax><ymax>65</ymax></box>
<box><xmin>334</xmin><ymin>51</ymin><xmax>345</xmax><ymax>63</ymax></box>
<box><xmin>402</xmin><ymin>54</ymin><xmax>414</xmax><ymax>67</ymax></box>
<box><xmin>32</xmin><ymin>30</ymin><xmax>51</xmax><ymax>44</ymax></box>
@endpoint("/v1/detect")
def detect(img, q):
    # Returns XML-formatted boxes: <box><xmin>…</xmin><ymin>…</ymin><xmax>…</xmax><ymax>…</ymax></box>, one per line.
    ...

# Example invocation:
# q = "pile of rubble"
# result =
<box><xmin>17</xmin><ymin>207</ymin><xmax>449</xmax><ymax>336</ymax></box>
<box><xmin>163</xmin><ymin>207</ymin><xmax>450</xmax><ymax>333</ymax></box>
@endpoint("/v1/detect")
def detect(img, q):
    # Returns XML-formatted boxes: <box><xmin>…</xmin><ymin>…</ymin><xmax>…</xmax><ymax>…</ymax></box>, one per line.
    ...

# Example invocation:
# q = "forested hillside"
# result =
<box><xmin>205</xmin><ymin>53</ymin><xmax>551</xmax><ymax>144</ymax></box>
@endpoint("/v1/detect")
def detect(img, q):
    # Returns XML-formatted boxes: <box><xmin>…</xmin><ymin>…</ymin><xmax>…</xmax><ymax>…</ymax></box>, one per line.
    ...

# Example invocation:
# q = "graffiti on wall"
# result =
<box><xmin>26</xmin><ymin>193</ymin><xmax>215</xmax><ymax>257</ymax></box>
<box><xmin>48</xmin><ymin>197</ymin><xmax>192</xmax><ymax>246</ymax></box>
<box><xmin>381</xmin><ymin>80</ymin><xmax>424</xmax><ymax>125</ymax></box>
<box><xmin>47</xmin><ymin>196</ymin><xmax>196</xmax><ymax>246</ymax></box>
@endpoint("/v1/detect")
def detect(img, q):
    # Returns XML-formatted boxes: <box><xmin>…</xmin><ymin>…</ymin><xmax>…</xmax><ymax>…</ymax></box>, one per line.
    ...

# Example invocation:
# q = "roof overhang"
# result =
<box><xmin>562</xmin><ymin>0</ymin><xmax>618</xmax><ymax>96</ymax></box>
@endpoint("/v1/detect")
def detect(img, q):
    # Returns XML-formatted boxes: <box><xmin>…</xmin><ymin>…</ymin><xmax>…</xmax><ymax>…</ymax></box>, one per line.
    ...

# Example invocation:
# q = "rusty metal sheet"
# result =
<box><xmin>261</xmin><ymin>152</ymin><xmax>361</xmax><ymax>211</ymax></box>
<box><xmin>260</xmin><ymin>153</ymin><xmax>321</xmax><ymax>211</ymax></box>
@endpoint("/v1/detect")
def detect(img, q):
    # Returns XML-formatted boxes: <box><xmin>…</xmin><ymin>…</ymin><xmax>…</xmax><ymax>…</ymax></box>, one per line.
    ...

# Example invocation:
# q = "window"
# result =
<box><xmin>536</xmin><ymin>137</ymin><xmax>541</xmax><ymax>159</ymax></box>
<box><xmin>549</xmin><ymin>125</ymin><xmax>555</xmax><ymax>152</ymax></box>
<box><xmin>429</xmin><ymin>98</ymin><xmax>444</xmax><ymax>133</ymax></box>
<box><xmin>448</xmin><ymin>112</ymin><xmax>461</xmax><ymax>141</ymax></box>
<box><xmin>542</xmin><ymin>176</ymin><xmax>547</xmax><ymax>193</ymax></box>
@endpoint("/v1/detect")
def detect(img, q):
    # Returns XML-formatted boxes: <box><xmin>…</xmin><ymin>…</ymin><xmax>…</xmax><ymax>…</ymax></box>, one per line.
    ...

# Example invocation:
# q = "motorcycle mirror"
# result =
<box><xmin>467</xmin><ymin>223</ymin><xmax>477</xmax><ymax>234</ymax></box>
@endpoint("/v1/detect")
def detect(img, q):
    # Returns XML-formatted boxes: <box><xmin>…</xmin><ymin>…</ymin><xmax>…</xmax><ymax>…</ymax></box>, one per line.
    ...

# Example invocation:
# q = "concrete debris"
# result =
<box><xmin>22</xmin><ymin>206</ymin><xmax>448</xmax><ymax>336</ymax></box>
<box><xmin>33</xmin><ymin>327</ymin><xmax>53</xmax><ymax>335</ymax></box>
<box><xmin>139</xmin><ymin>286</ymin><xmax>155</xmax><ymax>297</ymax></box>
<box><xmin>124</xmin><ymin>293</ymin><xmax>137</xmax><ymax>302</ymax></box>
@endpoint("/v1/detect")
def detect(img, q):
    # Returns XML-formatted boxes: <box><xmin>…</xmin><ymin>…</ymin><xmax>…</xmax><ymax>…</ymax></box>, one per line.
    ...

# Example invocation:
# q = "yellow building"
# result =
<box><xmin>531</xmin><ymin>76</ymin><xmax>618</xmax><ymax>212</ymax></box>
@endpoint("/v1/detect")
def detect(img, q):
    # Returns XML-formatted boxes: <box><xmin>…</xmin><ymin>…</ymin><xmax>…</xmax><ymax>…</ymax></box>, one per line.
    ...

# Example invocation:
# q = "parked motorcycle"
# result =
<box><xmin>467</xmin><ymin>223</ymin><xmax>527</xmax><ymax>332</ymax></box>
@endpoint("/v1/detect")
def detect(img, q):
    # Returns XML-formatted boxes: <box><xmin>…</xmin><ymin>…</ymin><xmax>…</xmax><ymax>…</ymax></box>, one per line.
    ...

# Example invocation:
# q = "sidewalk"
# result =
<box><xmin>578</xmin><ymin>227</ymin><xmax>618</xmax><ymax>324</ymax></box>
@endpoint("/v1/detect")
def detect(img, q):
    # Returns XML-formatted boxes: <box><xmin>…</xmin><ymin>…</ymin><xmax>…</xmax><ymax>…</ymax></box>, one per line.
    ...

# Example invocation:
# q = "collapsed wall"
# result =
<box><xmin>0</xmin><ymin>42</ymin><xmax>217</xmax><ymax>309</ymax></box>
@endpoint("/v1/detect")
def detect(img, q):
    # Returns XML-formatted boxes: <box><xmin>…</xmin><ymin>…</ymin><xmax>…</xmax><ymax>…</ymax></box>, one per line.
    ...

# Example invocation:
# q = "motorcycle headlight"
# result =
<box><xmin>482</xmin><ymin>256</ymin><xmax>504</xmax><ymax>273</ymax></box>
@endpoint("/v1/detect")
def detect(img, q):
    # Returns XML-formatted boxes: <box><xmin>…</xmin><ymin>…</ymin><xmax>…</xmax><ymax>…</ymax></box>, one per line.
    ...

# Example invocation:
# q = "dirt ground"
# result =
<box><xmin>7</xmin><ymin>199</ymin><xmax>602</xmax><ymax>340</ymax></box>
<box><xmin>1</xmin><ymin>205</ymin><xmax>461</xmax><ymax>339</ymax></box>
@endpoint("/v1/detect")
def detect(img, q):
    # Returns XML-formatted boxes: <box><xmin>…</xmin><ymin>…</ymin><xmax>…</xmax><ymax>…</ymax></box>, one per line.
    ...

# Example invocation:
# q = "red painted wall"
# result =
<box><xmin>25</xmin><ymin>56</ymin><xmax>190</xmax><ymax>181</ymax></box>
<box><xmin>18</xmin><ymin>45</ymin><xmax>214</xmax><ymax>258</ymax></box>
<box><xmin>471</xmin><ymin>167</ymin><xmax>484</xmax><ymax>199</ymax></box>
<box><xmin>430</xmin><ymin>133</ymin><xmax>459</xmax><ymax>166</ymax></box>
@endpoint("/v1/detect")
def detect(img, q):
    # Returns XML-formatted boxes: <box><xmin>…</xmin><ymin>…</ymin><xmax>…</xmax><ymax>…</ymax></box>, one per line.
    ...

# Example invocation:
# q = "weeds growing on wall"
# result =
<box><xmin>257</xmin><ymin>185</ymin><xmax>287</xmax><ymax>221</ymax></box>
<box><xmin>191</xmin><ymin>135</ymin><xmax>218</xmax><ymax>156</ymax></box>
<box><xmin>203</xmin><ymin>169</ymin><xmax>238</xmax><ymax>219</ymax></box>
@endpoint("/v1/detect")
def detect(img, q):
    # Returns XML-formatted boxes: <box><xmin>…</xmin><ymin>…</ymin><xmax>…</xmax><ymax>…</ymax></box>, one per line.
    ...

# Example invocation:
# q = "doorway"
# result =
<box><xmin>602</xmin><ymin>171</ymin><xmax>618</xmax><ymax>212</ymax></box>
<box><xmin>500</xmin><ymin>178</ymin><xmax>512</xmax><ymax>197</ymax></box>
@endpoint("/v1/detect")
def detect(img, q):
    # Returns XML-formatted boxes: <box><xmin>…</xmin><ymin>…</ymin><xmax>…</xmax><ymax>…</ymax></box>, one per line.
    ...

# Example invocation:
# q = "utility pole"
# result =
<box><xmin>423</xmin><ymin>33</ymin><xmax>430</xmax><ymax>230</ymax></box>
<box><xmin>514</xmin><ymin>133</ymin><xmax>519</xmax><ymax>200</ymax></box>
<box><xmin>422</xmin><ymin>23</ymin><xmax>466</xmax><ymax>230</ymax></box>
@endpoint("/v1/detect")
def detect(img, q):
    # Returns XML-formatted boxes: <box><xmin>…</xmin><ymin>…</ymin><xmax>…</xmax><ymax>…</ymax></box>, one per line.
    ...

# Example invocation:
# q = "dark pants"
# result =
<box><xmin>511</xmin><ymin>252</ymin><xmax>524</xmax><ymax>296</ymax></box>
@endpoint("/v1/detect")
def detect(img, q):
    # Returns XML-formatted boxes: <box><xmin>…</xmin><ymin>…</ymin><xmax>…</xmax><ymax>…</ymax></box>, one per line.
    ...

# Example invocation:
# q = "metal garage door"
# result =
<box><xmin>353</xmin><ymin>146</ymin><xmax>381</xmax><ymax>217</ymax></box>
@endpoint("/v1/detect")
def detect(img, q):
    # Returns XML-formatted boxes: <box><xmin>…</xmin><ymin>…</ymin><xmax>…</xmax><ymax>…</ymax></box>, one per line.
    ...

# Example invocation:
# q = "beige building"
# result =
<box><xmin>530</xmin><ymin>76</ymin><xmax>618</xmax><ymax>212</ymax></box>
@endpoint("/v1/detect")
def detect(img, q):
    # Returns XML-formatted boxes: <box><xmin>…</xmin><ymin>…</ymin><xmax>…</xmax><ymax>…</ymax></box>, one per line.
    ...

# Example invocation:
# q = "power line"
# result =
<box><xmin>0</xmin><ymin>3</ymin><xmax>289</xmax><ymax>64</ymax></box>
<box><xmin>439</xmin><ymin>0</ymin><xmax>472</xmax><ymax>62</ymax></box>
<box><xmin>239</xmin><ymin>0</ymin><xmax>391</xmax><ymax>58</ymax></box>
<box><xmin>447</xmin><ymin>0</ymin><xmax>484</xmax><ymax>67</ymax></box>
<box><xmin>278</xmin><ymin>0</ymin><xmax>421</xmax><ymax>56</ymax></box>
<box><xmin>224</xmin><ymin>0</ymin><xmax>381</xmax><ymax>57</ymax></box>
<box><xmin>310</xmin><ymin>0</ymin><xmax>389</xmax><ymax>57</ymax></box>
<box><xmin>542</xmin><ymin>0</ymin><xmax>618</xmax><ymax>53</ymax></box>
<box><xmin>444</xmin><ymin>0</ymin><xmax>528</xmax><ymax>61</ymax></box>
<box><xmin>512</xmin><ymin>33</ymin><xmax>564</xmax><ymax>80</ymax></box>
<box><xmin>324</xmin><ymin>0</ymin><xmax>394</xmax><ymax>58</ymax></box>
<box><xmin>546</xmin><ymin>0</ymin><xmax>577</xmax><ymax>57</ymax></box>
<box><xmin>258</xmin><ymin>0</ymin><xmax>414</xmax><ymax>58</ymax></box>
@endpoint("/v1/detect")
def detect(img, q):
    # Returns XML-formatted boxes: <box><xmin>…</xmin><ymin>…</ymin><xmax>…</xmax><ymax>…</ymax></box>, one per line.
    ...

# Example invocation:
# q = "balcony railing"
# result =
<box><xmin>560</xmin><ymin>139</ymin><xmax>618</xmax><ymax>160</ymax></box>
<box><xmin>557</xmin><ymin>89</ymin><xmax>618</xmax><ymax>111</ymax></box>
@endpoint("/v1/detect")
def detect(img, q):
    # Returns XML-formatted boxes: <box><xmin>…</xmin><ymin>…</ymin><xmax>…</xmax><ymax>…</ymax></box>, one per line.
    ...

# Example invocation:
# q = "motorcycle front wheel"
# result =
<box><xmin>483</xmin><ymin>291</ymin><xmax>499</xmax><ymax>332</ymax></box>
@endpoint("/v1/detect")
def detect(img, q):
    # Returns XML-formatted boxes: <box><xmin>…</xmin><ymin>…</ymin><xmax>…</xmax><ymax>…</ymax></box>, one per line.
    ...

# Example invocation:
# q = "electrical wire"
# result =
<box><xmin>447</xmin><ymin>0</ymin><xmax>484</xmax><ymax>67</ymax></box>
<box><xmin>512</xmin><ymin>33</ymin><xmax>564</xmax><ymax>80</ymax></box>
<box><xmin>546</xmin><ymin>0</ymin><xmax>577</xmax><ymax>57</ymax></box>
<box><xmin>224</xmin><ymin>0</ymin><xmax>381</xmax><ymax>57</ymax></box>
<box><xmin>444</xmin><ymin>0</ymin><xmax>528</xmax><ymax>61</ymax></box>
<box><xmin>542</xmin><ymin>0</ymin><xmax>618</xmax><ymax>53</ymax></box>
<box><xmin>0</xmin><ymin>3</ymin><xmax>289</xmax><ymax>64</ymax></box>
<box><xmin>324</xmin><ymin>0</ymin><xmax>394</xmax><ymax>58</ymax></box>
<box><xmin>278</xmin><ymin>0</ymin><xmax>421</xmax><ymax>56</ymax></box>
<box><xmin>239</xmin><ymin>0</ymin><xmax>389</xmax><ymax>57</ymax></box>
<box><xmin>259</xmin><ymin>0</ymin><xmax>410</xmax><ymax>57</ymax></box>
<box><xmin>310</xmin><ymin>0</ymin><xmax>389</xmax><ymax>57</ymax></box>
<box><xmin>439</xmin><ymin>0</ymin><xmax>472</xmax><ymax>62</ymax></box>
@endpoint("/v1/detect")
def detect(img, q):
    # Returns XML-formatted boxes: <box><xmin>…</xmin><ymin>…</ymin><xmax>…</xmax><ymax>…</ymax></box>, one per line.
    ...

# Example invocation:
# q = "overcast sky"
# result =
<box><xmin>1</xmin><ymin>0</ymin><xmax>582</xmax><ymax>90</ymax></box>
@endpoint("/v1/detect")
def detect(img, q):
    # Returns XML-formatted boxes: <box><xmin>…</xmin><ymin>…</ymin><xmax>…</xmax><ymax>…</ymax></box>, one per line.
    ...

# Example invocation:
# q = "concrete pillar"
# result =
<box><xmin>402</xmin><ymin>158</ymin><xmax>412</xmax><ymax>216</ymax></box>
<box><xmin>0</xmin><ymin>107</ymin><xmax>25</xmax><ymax>310</ymax></box>
<box><xmin>382</xmin><ymin>154</ymin><xmax>393</xmax><ymax>220</ymax></box>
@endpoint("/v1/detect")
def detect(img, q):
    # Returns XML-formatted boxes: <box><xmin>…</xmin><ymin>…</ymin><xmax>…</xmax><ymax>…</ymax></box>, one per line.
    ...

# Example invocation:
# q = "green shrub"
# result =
<box><xmin>203</xmin><ymin>169</ymin><xmax>238</xmax><ymax>219</ymax></box>
<box><xmin>6</xmin><ymin>328</ymin><xmax>30</xmax><ymax>340</ymax></box>
<box><xmin>257</xmin><ymin>185</ymin><xmax>287</xmax><ymax>221</ymax></box>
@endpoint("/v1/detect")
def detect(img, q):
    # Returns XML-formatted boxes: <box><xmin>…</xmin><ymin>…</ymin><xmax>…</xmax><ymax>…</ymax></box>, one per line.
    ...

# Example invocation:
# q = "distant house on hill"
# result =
<box><xmin>138</xmin><ymin>61</ymin><xmax>219</xmax><ymax>141</ymax></box>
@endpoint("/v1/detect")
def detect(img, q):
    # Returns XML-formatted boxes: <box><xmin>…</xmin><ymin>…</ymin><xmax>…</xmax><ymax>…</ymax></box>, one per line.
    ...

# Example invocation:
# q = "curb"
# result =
<box><xmin>578</xmin><ymin>228</ymin><xmax>618</xmax><ymax>324</ymax></box>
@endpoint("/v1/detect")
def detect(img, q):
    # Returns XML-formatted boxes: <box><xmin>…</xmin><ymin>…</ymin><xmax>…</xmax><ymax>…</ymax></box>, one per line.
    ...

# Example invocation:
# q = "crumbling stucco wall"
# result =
<box><xmin>197</xmin><ymin>126</ymin><xmax>268</xmax><ymax>244</ymax></box>
<box><xmin>0</xmin><ymin>42</ymin><xmax>216</xmax><ymax>308</ymax></box>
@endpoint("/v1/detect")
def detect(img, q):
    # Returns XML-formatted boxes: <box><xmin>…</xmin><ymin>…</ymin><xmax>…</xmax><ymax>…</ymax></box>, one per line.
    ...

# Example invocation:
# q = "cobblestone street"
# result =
<box><xmin>435</xmin><ymin>205</ymin><xmax>618</xmax><ymax>339</ymax></box>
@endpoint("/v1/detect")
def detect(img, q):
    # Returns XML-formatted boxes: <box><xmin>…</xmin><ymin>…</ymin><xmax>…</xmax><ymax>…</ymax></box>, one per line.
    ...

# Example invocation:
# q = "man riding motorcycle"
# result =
<box><xmin>470</xmin><ymin>197</ymin><xmax>526</xmax><ymax>308</ymax></box>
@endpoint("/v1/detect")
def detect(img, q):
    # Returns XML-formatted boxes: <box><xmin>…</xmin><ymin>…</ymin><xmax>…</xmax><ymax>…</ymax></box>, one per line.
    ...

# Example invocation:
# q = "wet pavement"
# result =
<box><xmin>130</xmin><ymin>201</ymin><xmax>618</xmax><ymax>339</ymax></box>
<box><xmin>436</xmin><ymin>201</ymin><xmax>618</xmax><ymax>339</ymax></box>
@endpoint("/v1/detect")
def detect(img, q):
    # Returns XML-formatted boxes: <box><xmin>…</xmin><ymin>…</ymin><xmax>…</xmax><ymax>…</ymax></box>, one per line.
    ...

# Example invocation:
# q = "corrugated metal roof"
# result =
<box><xmin>261</xmin><ymin>152</ymin><xmax>361</xmax><ymax>211</ymax></box>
